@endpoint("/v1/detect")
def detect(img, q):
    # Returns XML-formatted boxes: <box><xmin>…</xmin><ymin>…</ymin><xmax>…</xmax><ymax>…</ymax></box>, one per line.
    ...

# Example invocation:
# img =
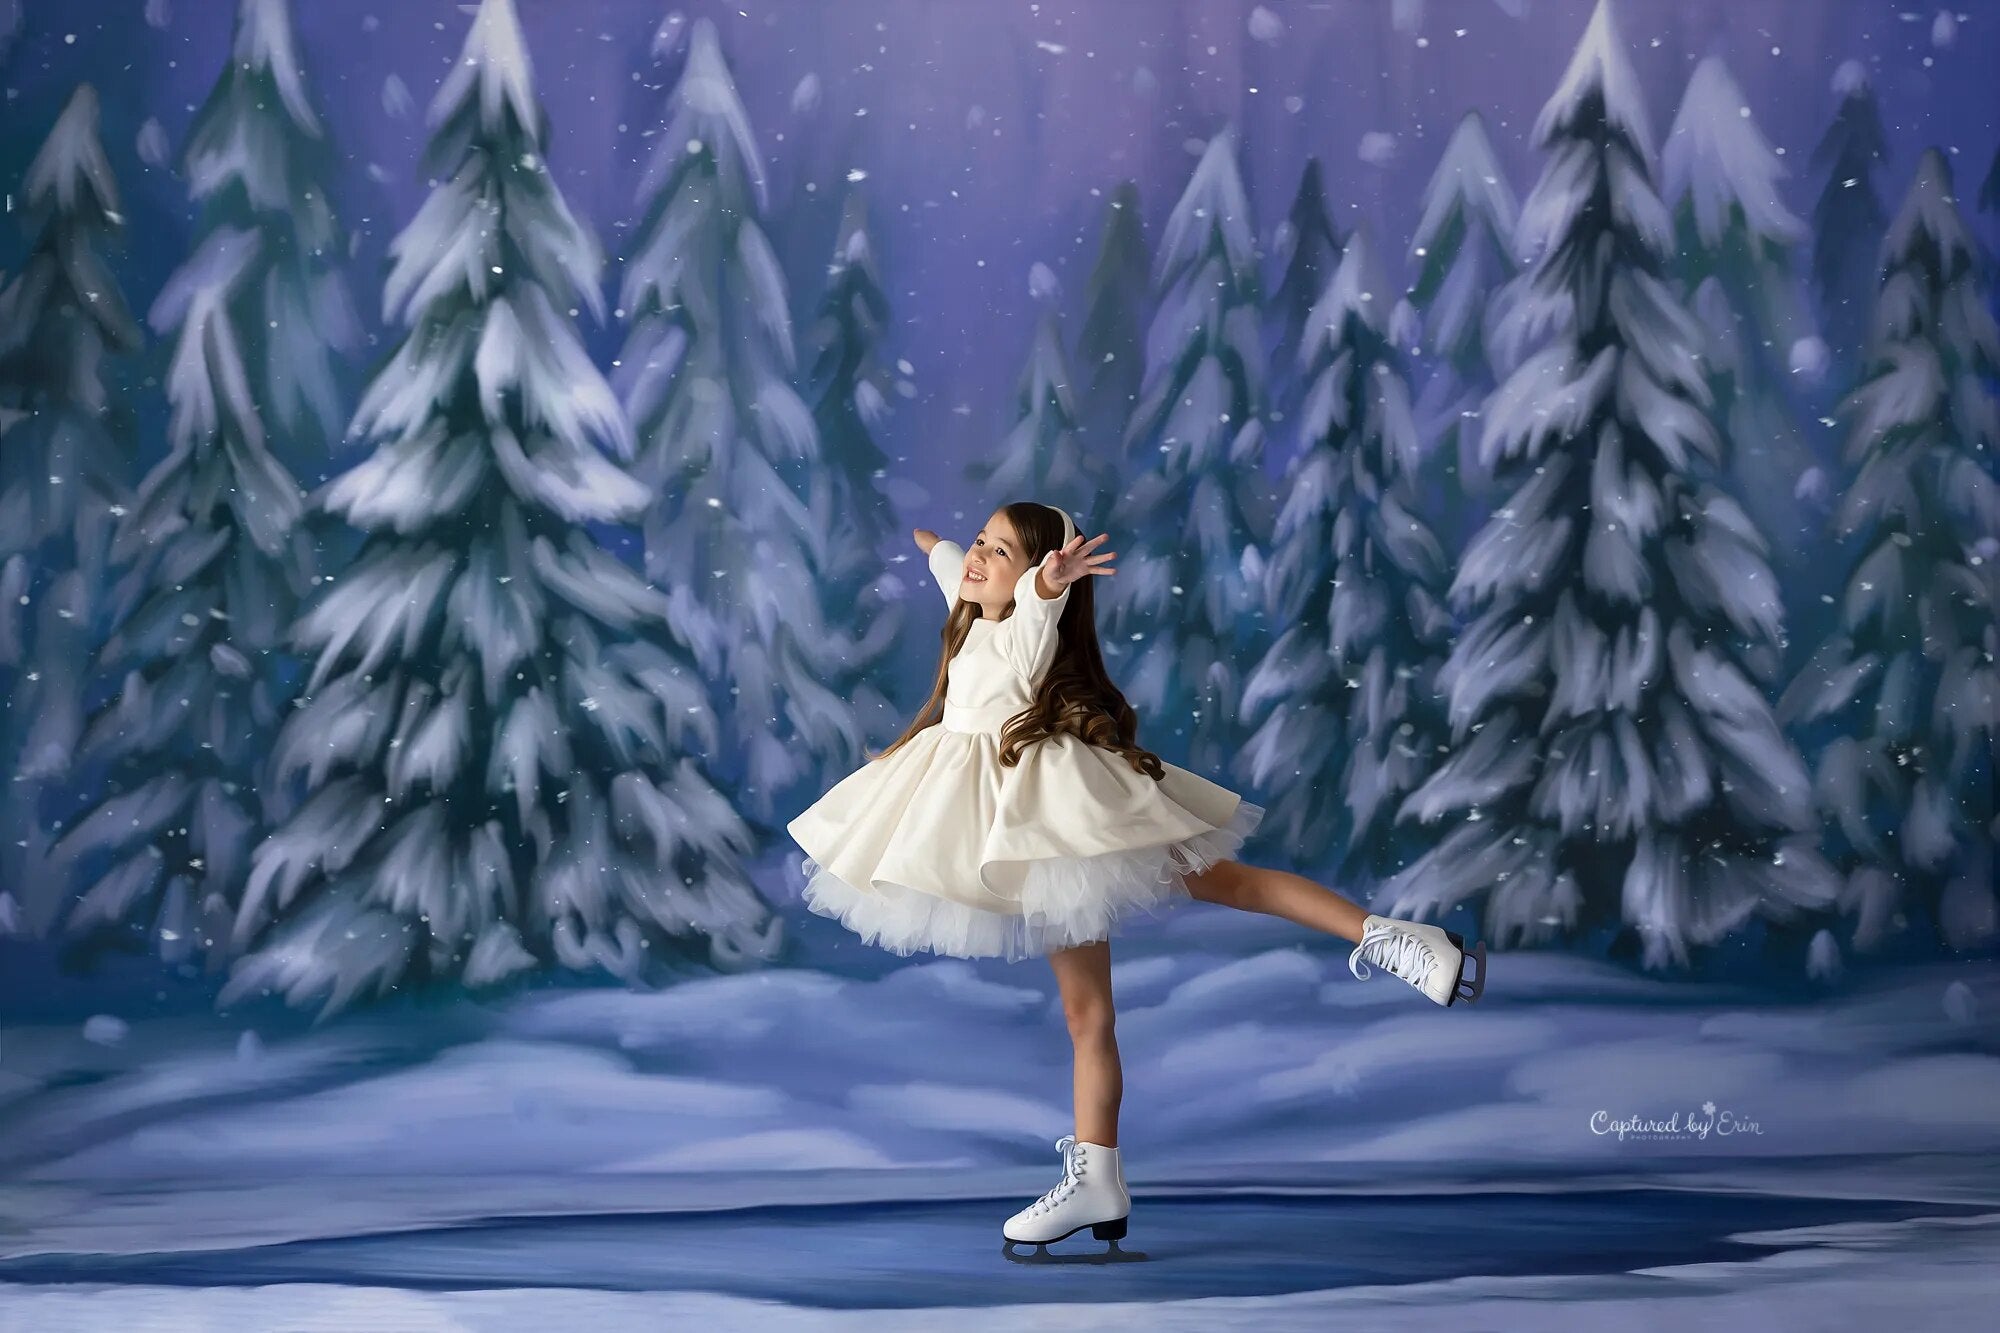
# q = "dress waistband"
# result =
<box><xmin>941</xmin><ymin>699</ymin><xmax>1024</xmax><ymax>735</ymax></box>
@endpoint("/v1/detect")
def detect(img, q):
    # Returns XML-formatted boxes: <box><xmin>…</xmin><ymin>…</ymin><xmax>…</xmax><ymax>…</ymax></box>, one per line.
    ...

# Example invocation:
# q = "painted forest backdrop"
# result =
<box><xmin>0</xmin><ymin>0</ymin><xmax>1995</xmax><ymax>1023</ymax></box>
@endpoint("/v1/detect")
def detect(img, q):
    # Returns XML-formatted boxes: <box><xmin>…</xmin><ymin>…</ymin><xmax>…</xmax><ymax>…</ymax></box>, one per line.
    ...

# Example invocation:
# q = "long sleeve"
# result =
<box><xmin>995</xmin><ymin>551</ymin><xmax>1070</xmax><ymax>680</ymax></box>
<box><xmin>927</xmin><ymin>538</ymin><xmax>965</xmax><ymax>608</ymax></box>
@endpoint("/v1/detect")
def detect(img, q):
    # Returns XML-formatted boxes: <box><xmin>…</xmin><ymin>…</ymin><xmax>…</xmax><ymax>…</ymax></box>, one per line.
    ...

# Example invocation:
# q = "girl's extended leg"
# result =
<box><xmin>1181</xmin><ymin>858</ymin><xmax>1369</xmax><ymax>942</ymax></box>
<box><xmin>1046</xmin><ymin>939</ymin><xmax>1120</xmax><ymax>1148</ymax></box>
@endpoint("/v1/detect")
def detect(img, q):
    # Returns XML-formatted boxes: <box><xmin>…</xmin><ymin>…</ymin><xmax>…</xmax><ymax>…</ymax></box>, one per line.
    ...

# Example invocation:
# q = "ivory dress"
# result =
<box><xmin>786</xmin><ymin>538</ymin><xmax>1265</xmax><ymax>961</ymax></box>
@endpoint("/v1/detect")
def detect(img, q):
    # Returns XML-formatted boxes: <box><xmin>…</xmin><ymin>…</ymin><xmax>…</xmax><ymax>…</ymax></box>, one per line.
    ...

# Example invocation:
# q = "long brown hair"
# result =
<box><xmin>868</xmin><ymin>501</ymin><xmax>1165</xmax><ymax>779</ymax></box>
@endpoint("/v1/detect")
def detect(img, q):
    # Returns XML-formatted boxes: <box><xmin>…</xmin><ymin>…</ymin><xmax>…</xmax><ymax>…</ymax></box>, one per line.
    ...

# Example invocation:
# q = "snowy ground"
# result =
<box><xmin>2</xmin><ymin>918</ymin><xmax>1997</xmax><ymax>1326</ymax></box>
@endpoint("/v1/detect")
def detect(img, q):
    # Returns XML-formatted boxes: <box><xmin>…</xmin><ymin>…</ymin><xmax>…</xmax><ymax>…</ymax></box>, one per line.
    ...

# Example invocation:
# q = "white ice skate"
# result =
<box><xmin>1001</xmin><ymin>1134</ymin><xmax>1133</xmax><ymax>1262</ymax></box>
<box><xmin>1348</xmin><ymin>913</ymin><xmax>1487</xmax><ymax>1006</ymax></box>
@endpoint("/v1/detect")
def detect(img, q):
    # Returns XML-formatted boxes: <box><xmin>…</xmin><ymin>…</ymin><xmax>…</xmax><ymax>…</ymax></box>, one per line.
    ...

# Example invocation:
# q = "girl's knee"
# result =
<box><xmin>1063</xmin><ymin>999</ymin><xmax>1116</xmax><ymax>1041</ymax></box>
<box><xmin>1183</xmin><ymin>858</ymin><xmax>1242</xmax><ymax>905</ymax></box>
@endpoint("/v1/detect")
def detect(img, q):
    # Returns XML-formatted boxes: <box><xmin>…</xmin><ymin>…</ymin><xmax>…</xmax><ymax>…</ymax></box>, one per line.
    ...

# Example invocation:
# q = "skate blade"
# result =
<box><xmin>1002</xmin><ymin>1236</ymin><xmax>1148</xmax><ymax>1264</ymax></box>
<box><xmin>1002</xmin><ymin>1216</ymin><xmax>1148</xmax><ymax>1264</ymax></box>
<box><xmin>1444</xmin><ymin>933</ymin><xmax>1486</xmax><ymax>1005</ymax></box>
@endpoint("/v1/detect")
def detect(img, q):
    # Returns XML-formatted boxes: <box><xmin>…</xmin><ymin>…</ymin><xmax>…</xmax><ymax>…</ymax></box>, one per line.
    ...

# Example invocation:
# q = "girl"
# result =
<box><xmin>787</xmin><ymin>501</ymin><xmax>1485</xmax><ymax>1260</ymax></box>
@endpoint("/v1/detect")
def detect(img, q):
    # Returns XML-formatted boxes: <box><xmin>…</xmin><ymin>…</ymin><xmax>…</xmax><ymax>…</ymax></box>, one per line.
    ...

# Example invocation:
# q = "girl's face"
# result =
<box><xmin>960</xmin><ymin>511</ymin><xmax>1030</xmax><ymax>616</ymax></box>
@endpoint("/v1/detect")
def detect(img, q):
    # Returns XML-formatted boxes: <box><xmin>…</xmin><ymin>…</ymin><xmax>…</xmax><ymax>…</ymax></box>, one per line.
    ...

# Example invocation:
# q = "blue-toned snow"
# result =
<box><xmin>2</xmin><ymin>900</ymin><xmax>1996</xmax><ymax>1326</ymax></box>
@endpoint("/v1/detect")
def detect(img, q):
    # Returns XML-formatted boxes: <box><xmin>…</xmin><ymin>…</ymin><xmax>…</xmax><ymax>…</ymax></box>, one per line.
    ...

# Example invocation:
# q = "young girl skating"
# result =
<box><xmin>787</xmin><ymin>501</ymin><xmax>1485</xmax><ymax>1261</ymax></box>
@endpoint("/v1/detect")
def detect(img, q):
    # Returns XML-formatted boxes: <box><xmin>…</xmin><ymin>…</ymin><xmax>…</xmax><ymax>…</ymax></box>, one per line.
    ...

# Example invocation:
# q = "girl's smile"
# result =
<box><xmin>961</xmin><ymin>514</ymin><xmax>1029</xmax><ymax>616</ymax></box>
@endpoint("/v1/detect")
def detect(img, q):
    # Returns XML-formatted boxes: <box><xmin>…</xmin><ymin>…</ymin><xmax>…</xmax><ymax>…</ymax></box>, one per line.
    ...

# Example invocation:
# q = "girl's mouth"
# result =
<box><xmin>965</xmin><ymin>571</ymin><xmax>988</xmax><ymax>584</ymax></box>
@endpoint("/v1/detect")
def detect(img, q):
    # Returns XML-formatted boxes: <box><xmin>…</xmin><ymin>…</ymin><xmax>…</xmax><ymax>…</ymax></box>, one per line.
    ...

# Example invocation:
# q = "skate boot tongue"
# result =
<box><xmin>1023</xmin><ymin>1135</ymin><xmax>1086</xmax><ymax>1217</ymax></box>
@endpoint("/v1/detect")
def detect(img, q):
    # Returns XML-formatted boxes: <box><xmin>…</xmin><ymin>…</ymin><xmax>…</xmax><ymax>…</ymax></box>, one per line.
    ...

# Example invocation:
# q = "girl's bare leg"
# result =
<box><xmin>1181</xmin><ymin>858</ymin><xmax>1370</xmax><ymax>943</ymax></box>
<box><xmin>1046</xmin><ymin>939</ymin><xmax>1119</xmax><ymax>1148</ymax></box>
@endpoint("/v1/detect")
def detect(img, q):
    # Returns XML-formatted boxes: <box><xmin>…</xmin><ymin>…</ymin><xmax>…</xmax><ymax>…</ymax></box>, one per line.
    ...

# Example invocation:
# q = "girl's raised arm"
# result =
<box><xmin>924</xmin><ymin>534</ymin><xmax>966</xmax><ymax>608</ymax></box>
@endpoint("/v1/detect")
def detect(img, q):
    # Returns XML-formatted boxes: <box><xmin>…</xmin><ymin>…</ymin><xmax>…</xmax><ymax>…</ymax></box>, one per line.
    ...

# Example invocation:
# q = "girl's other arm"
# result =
<box><xmin>995</xmin><ymin>551</ymin><xmax>1070</xmax><ymax>678</ymax></box>
<box><xmin>917</xmin><ymin>529</ymin><xmax>964</xmax><ymax>607</ymax></box>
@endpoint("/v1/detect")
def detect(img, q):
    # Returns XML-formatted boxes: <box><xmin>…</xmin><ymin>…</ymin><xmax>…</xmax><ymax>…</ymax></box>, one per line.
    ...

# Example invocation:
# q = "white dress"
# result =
<box><xmin>786</xmin><ymin>539</ymin><xmax>1265</xmax><ymax>961</ymax></box>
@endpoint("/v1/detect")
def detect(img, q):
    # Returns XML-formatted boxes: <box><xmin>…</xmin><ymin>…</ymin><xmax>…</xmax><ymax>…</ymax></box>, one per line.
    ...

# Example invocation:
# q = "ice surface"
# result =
<box><xmin>0</xmin><ymin>1207</ymin><xmax>1994</xmax><ymax>1328</ymax></box>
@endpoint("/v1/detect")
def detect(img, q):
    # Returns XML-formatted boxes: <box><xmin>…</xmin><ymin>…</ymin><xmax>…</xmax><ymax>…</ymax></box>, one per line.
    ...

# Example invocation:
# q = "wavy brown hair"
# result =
<box><xmin>868</xmin><ymin>501</ymin><xmax>1165</xmax><ymax>779</ymax></box>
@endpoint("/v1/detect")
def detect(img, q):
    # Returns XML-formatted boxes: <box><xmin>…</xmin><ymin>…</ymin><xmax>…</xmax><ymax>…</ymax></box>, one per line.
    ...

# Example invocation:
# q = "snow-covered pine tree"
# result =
<box><xmin>1662</xmin><ymin>55</ymin><xmax>1824</xmax><ymax>569</ymax></box>
<box><xmin>1808</xmin><ymin>61</ymin><xmax>1889</xmax><ymax>386</ymax></box>
<box><xmin>0</xmin><ymin>86</ymin><xmax>141</xmax><ymax>936</ymax></box>
<box><xmin>180</xmin><ymin>0</ymin><xmax>357</xmax><ymax>487</ymax></box>
<box><xmin>1072</xmin><ymin>179</ymin><xmax>1149</xmax><ymax>537</ymax></box>
<box><xmin>796</xmin><ymin>185</ymin><xmax>902</xmax><ymax>753</ymax></box>
<box><xmin>1383</xmin><ymin>0</ymin><xmax>1837</xmax><ymax>969</ymax></box>
<box><xmin>803</xmin><ymin>187</ymin><xmax>895</xmax><ymax>586</ymax></box>
<box><xmin>967</xmin><ymin>263</ymin><xmax>1106</xmax><ymax>517</ymax></box>
<box><xmin>47</xmin><ymin>4</ymin><xmax>349</xmax><ymax>969</ymax></box>
<box><xmin>1269</xmin><ymin>157</ymin><xmax>1345</xmax><ymax>400</ymax></box>
<box><xmin>1264</xmin><ymin>156</ymin><xmax>1345</xmax><ymax>512</ymax></box>
<box><xmin>1237</xmin><ymin>226</ymin><xmax>1452</xmax><ymax>880</ymax></box>
<box><xmin>1098</xmin><ymin>128</ymin><xmax>1274</xmax><ymax>780</ymax></box>
<box><xmin>1777</xmin><ymin>148</ymin><xmax>2000</xmax><ymax>958</ymax></box>
<box><xmin>615</xmin><ymin>16</ymin><xmax>859</xmax><ymax>822</ymax></box>
<box><xmin>223</xmin><ymin>0</ymin><xmax>780</xmax><ymax>1018</ymax></box>
<box><xmin>1408</xmin><ymin>111</ymin><xmax>1519</xmax><ymax>546</ymax></box>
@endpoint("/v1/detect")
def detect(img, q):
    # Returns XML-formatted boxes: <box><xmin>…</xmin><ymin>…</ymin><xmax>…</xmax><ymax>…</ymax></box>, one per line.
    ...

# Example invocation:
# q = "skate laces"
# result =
<box><xmin>1349</xmin><ymin>921</ymin><xmax>1435</xmax><ymax>984</ymax></box>
<box><xmin>1027</xmin><ymin>1134</ymin><xmax>1086</xmax><ymax>1215</ymax></box>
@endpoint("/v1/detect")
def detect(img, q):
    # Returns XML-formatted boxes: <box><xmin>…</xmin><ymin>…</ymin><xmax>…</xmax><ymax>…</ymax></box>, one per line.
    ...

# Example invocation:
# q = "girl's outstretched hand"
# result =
<box><xmin>1044</xmin><ymin>533</ymin><xmax>1116</xmax><ymax>589</ymax></box>
<box><xmin>912</xmin><ymin>528</ymin><xmax>939</xmax><ymax>555</ymax></box>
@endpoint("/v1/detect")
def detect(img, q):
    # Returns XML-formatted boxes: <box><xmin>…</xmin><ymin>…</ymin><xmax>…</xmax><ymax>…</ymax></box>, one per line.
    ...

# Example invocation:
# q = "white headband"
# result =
<box><xmin>1045</xmin><ymin>503</ymin><xmax>1077</xmax><ymax>545</ymax></box>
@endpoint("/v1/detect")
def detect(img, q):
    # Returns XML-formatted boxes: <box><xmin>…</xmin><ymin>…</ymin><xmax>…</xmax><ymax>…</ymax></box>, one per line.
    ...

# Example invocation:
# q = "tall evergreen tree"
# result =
<box><xmin>1663</xmin><ymin>55</ymin><xmax>1823</xmax><ymax>571</ymax></box>
<box><xmin>49</xmin><ymin>0</ymin><xmax>344</xmax><ymax>969</ymax></box>
<box><xmin>803</xmin><ymin>186</ymin><xmax>896</xmax><ymax>589</ymax></box>
<box><xmin>1408</xmin><ymin>111</ymin><xmax>1519</xmax><ymax>545</ymax></box>
<box><xmin>1778</xmin><ymin>149</ymin><xmax>2000</xmax><ymax>958</ymax></box>
<box><xmin>1073</xmin><ymin>179</ymin><xmax>1149</xmax><ymax>537</ymax></box>
<box><xmin>180</xmin><ymin>0</ymin><xmax>357</xmax><ymax>486</ymax></box>
<box><xmin>1383</xmin><ymin>0</ymin><xmax>1836</xmax><ymax>969</ymax></box>
<box><xmin>1098</xmin><ymin>128</ymin><xmax>1274</xmax><ymax>781</ymax></box>
<box><xmin>798</xmin><ymin>185</ymin><xmax>902</xmax><ymax>751</ymax></box>
<box><xmin>1264</xmin><ymin>156</ymin><xmax>1345</xmax><ymax>504</ymax></box>
<box><xmin>223</xmin><ymin>0</ymin><xmax>780</xmax><ymax>1018</ymax></box>
<box><xmin>615</xmin><ymin>16</ymin><xmax>857</xmax><ymax>824</ymax></box>
<box><xmin>1269</xmin><ymin>157</ymin><xmax>1345</xmax><ymax>399</ymax></box>
<box><xmin>0</xmin><ymin>86</ymin><xmax>141</xmax><ymax>934</ymax></box>
<box><xmin>968</xmin><ymin>263</ymin><xmax>1106</xmax><ymax>518</ymax></box>
<box><xmin>1808</xmin><ymin>61</ymin><xmax>1890</xmax><ymax>384</ymax></box>
<box><xmin>1237</xmin><ymin>227</ymin><xmax>1452</xmax><ymax>880</ymax></box>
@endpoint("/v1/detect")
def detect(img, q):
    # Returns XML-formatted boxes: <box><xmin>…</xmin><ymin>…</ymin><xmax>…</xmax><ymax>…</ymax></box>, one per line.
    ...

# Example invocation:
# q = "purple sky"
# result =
<box><xmin>3</xmin><ymin>0</ymin><xmax>1995</xmax><ymax>517</ymax></box>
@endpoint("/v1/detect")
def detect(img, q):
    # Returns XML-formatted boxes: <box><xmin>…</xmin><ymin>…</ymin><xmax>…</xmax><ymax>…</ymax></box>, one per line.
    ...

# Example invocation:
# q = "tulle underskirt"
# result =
<box><xmin>799</xmin><ymin>795</ymin><xmax>1265</xmax><ymax>961</ymax></box>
